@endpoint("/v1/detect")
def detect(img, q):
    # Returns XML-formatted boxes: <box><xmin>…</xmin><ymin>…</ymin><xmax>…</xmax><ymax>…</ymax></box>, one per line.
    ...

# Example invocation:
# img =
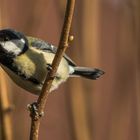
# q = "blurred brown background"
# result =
<box><xmin>0</xmin><ymin>0</ymin><xmax>140</xmax><ymax>140</ymax></box>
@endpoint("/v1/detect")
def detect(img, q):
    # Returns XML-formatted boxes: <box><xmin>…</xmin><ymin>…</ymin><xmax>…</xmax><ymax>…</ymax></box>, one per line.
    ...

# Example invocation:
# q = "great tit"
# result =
<box><xmin>0</xmin><ymin>29</ymin><xmax>104</xmax><ymax>95</ymax></box>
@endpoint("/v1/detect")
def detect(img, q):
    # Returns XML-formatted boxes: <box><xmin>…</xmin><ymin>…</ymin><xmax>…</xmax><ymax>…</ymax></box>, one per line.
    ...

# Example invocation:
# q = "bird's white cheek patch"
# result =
<box><xmin>1</xmin><ymin>41</ymin><xmax>22</xmax><ymax>55</ymax></box>
<box><xmin>20</xmin><ymin>38</ymin><xmax>25</xmax><ymax>43</ymax></box>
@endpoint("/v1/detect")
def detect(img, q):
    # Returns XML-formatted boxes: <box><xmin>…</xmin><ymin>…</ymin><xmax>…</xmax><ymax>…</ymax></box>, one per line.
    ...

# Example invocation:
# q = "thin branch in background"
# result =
<box><xmin>0</xmin><ymin>70</ymin><xmax>13</xmax><ymax>140</ymax></box>
<box><xmin>29</xmin><ymin>0</ymin><xmax>75</xmax><ymax>140</ymax></box>
<box><xmin>0</xmin><ymin>3</ymin><xmax>13</xmax><ymax>140</ymax></box>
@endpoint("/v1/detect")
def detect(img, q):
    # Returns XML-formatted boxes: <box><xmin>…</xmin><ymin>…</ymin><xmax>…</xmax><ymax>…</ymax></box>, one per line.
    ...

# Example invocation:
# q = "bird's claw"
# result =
<box><xmin>46</xmin><ymin>64</ymin><xmax>58</xmax><ymax>80</ymax></box>
<box><xmin>46</xmin><ymin>64</ymin><xmax>53</xmax><ymax>71</ymax></box>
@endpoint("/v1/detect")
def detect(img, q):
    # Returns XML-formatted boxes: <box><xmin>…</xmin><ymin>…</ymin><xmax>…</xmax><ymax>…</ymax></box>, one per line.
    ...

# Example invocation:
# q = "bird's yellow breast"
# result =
<box><xmin>13</xmin><ymin>47</ymin><xmax>70</xmax><ymax>83</ymax></box>
<box><xmin>13</xmin><ymin>48</ymin><xmax>47</xmax><ymax>81</ymax></box>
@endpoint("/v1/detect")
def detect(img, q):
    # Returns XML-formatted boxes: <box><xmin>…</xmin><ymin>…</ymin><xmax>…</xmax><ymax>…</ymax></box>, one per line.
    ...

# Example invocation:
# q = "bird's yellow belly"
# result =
<box><xmin>1</xmin><ymin>48</ymin><xmax>70</xmax><ymax>94</ymax></box>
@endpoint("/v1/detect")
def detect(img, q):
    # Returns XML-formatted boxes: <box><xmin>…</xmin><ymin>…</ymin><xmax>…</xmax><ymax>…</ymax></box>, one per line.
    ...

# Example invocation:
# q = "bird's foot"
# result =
<box><xmin>46</xmin><ymin>64</ymin><xmax>58</xmax><ymax>80</ymax></box>
<box><xmin>46</xmin><ymin>64</ymin><xmax>53</xmax><ymax>71</ymax></box>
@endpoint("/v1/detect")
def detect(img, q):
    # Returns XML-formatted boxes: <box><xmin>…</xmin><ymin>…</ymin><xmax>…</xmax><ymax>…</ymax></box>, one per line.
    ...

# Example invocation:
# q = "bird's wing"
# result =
<box><xmin>27</xmin><ymin>37</ymin><xmax>76</xmax><ymax>66</ymax></box>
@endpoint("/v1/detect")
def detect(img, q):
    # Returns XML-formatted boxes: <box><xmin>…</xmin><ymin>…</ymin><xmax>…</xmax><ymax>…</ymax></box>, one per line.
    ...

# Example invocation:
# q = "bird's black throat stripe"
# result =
<box><xmin>1</xmin><ymin>58</ymin><xmax>42</xmax><ymax>85</ymax></box>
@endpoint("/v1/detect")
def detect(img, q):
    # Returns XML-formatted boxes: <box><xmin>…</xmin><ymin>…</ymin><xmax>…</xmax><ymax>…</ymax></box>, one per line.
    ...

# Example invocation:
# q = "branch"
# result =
<box><xmin>0</xmin><ymin>6</ymin><xmax>13</xmax><ymax>140</ymax></box>
<box><xmin>29</xmin><ymin>0</ymin><xmax>75</xmax><ymax>140</ymax></box>
<box><xmin>0</xmin><ymin>70</ymin><xmax>13</xmax><ymax>140</ymax></box>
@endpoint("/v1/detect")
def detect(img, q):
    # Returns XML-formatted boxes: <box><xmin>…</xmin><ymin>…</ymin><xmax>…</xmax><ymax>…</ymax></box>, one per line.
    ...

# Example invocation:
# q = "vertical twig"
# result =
<box><xmin>29</xmin><ymin>0</ymin><xmax>75</xmax><ymax>140</ymax></box>
<box><xmin>0</xmin><ymin>2</ymin><xmax>13</xmax><ymax>140</ymax></box>
<box><xmin>0</xmin><ymin>70</ymin><xmax>13</xmax><ymax>140</ymax></box>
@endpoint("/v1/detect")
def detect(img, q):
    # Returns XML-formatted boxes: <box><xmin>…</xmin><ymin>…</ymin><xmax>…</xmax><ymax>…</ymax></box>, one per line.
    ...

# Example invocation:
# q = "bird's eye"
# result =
<box><xmin>0</xmin><ymin>36</ymin><xmax>9</xmax><ymax>42</ymax></box>
<box><xmin>4</xmin><ymin>36</ymin><xmax>10</xmax><ymax>41</ymax></box>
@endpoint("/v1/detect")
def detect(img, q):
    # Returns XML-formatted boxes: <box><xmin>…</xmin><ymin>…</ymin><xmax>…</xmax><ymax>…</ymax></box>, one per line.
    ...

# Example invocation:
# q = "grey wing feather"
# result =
<box><xmin>30</xmin><ymin>37</ymin><xmax>76</xmax><ymax>66</ymax></box>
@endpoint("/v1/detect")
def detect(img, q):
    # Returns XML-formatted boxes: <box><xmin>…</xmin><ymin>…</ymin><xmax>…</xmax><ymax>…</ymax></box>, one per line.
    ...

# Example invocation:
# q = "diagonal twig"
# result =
<box><xmin>29</xmin><ymin>0</ymin><xmax>75</xmax><ymax>140</ymax></box>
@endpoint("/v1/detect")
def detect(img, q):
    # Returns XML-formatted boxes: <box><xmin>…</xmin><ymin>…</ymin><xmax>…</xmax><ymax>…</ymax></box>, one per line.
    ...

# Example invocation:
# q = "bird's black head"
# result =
<box><xmin>0</xmin><ymin>29</ymin><xmax>29</xmax><ymax>59</ymax></box>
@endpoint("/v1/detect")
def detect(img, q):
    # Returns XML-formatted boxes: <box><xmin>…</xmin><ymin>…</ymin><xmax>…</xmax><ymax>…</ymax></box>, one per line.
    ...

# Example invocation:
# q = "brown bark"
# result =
<box><xmin>29</xmin><ymin>0</ymin><xmax>75</xmax><ymax>140</ymax></box>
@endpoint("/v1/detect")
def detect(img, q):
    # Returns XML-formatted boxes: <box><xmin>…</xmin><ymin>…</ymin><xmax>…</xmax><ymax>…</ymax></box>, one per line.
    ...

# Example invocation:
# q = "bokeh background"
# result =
<box><xmin>0</xmin><ymin>0</ymin><xmax>140</xmax><ymax>140</ymax></box>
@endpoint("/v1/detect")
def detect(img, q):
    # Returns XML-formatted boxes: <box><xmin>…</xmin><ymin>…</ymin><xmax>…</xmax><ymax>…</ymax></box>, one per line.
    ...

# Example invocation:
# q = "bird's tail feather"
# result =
<box><xmin>71</xmin><ymin>66</ymin><xmax>104</xmax><ymax>80</ymax></box>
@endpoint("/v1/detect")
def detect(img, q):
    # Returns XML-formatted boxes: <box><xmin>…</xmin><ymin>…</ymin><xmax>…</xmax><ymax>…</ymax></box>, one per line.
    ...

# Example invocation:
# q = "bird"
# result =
<box><xmin>0</xmin><ymin>28</ymin><xmax>104</xmax><ymax>95</ymax></box>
